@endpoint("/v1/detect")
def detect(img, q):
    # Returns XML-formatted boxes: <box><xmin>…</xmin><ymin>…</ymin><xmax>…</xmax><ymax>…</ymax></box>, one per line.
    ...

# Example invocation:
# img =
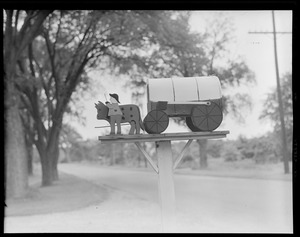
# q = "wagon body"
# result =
<box><xmin>143</xmin><ymin>76</ymin><xmax>224</xmax><ymax>134</ymax></box>
<box><xmin>148</xmin><ymin>99</ymin><xmax>223</xmax><ymax>117</ymax></box>
<box><xmin>147</xmin><ymin>76</ymin><xmax>222</xmax><ymax>116</ymax></box>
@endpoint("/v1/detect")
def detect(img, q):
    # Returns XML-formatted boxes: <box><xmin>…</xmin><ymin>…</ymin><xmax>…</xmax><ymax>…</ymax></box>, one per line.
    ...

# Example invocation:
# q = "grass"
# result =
<box><xmin>175</xmin><ymin>157</ymin><xmax>293</xmax><ymax>181</ymax></box>
<box><xmin>5</xmin><ymin>165</ymin><xmax>109</xmax><ymax>217</ymax></box>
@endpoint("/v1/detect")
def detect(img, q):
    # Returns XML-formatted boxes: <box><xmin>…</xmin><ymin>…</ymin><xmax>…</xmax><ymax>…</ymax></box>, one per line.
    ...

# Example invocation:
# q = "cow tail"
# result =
<box><xmin>138</xmin><ymin>107</ymin><xmax>145</xmax><ymax>131</ymax></box>
<box><xmin>140</xmin><ymin>118</ymin><xmax>145</xmax><ymax>131</ymax></box>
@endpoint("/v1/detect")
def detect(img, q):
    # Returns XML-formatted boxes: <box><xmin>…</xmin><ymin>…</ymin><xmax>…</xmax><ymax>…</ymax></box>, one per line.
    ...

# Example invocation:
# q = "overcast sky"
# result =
<box><xmin>70</xmin><ymin>10</ymin><xmax>292</xmax><ymax>140</ymax></box>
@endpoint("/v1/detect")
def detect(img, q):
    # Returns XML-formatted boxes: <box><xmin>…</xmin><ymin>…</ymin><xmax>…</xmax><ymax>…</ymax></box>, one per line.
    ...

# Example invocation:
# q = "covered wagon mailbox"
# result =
<box><xmin>144</xmin><ymin>76</ymin><xmax>223</xmax><ymax>134</ymax></box>
<box><xmin>97</xmin><ymin>76</ymin><xmax>229</xmax><ymax>232</ymax></box>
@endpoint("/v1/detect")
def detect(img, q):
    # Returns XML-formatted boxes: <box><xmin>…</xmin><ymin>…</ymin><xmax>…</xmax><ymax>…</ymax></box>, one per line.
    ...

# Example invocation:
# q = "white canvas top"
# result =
<box><xmin>148</xmin><ymin>76</ymin><xmax>222</xmax><ymax>102</ymax></box>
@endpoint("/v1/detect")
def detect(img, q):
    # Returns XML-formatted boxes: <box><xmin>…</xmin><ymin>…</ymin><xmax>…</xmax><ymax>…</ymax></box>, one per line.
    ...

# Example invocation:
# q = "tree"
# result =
<box><xmin>260</xmin><ymin>72</ymin><xmax>293</xmax><ymax>161</ymax></box>
<box><xmin>4</xmin><ymin>10</ymin><xmax>53</xmax><ymax>198</ymax></box>
<box><xmin>16</xmin><ymin>10</ymin><xmax>116</xmax><ymax>185</ymax></box>
<box><xmin>19</xmin><ymin>107</ymin><xmax>34</xmax><ymax>175</ymax></box>
<box><xmin>16</xmin><ymin>10</ymin><xmax>186</xmax><ymax>186</ymax></box>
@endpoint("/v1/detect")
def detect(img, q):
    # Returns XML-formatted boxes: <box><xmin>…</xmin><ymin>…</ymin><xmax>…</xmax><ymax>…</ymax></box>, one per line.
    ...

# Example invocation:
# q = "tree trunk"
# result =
<box><xmin>27</xmin><ymin>143</ymin><xmax>33</xmax><ymax>176</ymax></box>
<box><xmin>51</xmin><ymin>147</ymin><xmax>59</xmax><ymax>181</ymax></box>
<box><xmin>137</xmin><ymin>153</ymin><xmax>141</xmax><ymax>167</ymax></box>
<box><xmin>51</xmin><ymin>135</ymin><xmax>60</xmax><ymax>180</ymax></box>
<box><xmin>48</xmin><ymin>126</ymin><xmax>61</xmax><ymax>181</ymax></box>
<box><xmin>118</xmin><ymin>143</ymin><xmax>124</xmax><ymax>165</ymax></box>
<box><xmin>36</xmin><ymin>140</ymin><xmax>57</xmax><ymax>186</ymax></box>
<box><xmin>40</xmin><ymin>151</ymin><xmax>53</xmax><ymax>186</ymax></box>
<box><xmin>24</xmin><ymin>129</ymin><xmax>34</xmax><ymax>176</ymax></box>
<box><xmin>110</xmin><ymin>144</ymin><xmax>115</xmax><ymax>165</ymax></box>
<box><xmin>144</xmin><ymin>156</ymin><xmax>148</xmax><ymax>168</ymax></box>
<box><xmin>197</xmin><ymin>139</ymin><xmax>208</xmax><ymax>169</ymax></box>
<box><xmin>143</xmin><ymin>143</ymin><xmax>148</xmax><ymax>168</ymax></box>
<box><xmin>5</xmin><ymin>81</ymin><xmax>28</xmax><ymax>198</ymax></box>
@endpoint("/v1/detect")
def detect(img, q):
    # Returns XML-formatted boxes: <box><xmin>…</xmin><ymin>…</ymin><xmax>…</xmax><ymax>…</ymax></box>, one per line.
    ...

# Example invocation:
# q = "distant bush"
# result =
<box><xmin>254</xmin><ymin>154</ymin><xmax>278</xmax><ymax>164</ymax></box>
<box><xmin>222</xmin><ymin>142</ymin><xmax>242</xmax><ymax>162</ymax></box>
<box><xmin>206</xmin><ymin>140</ymin><xmax>224</xmax><ymax>158</ymax></box>
<box><xmin>236</xmin><ymin>134</ymin><xmax>281</xmax><ymax>164</ymax></box>
<box><xmin>178</xmin><ymin>154</ymin><xmax>196</xmax><ymax>168</ymax></box>
<box><xmin>58</xmin><ymin>130</ymin><xmax>284</xmax><ymax>167</ymax></box>
<box><xmin>183</xmin><ymin>154</ymin><xmax>194</xmax><ymax>162</ymax></box>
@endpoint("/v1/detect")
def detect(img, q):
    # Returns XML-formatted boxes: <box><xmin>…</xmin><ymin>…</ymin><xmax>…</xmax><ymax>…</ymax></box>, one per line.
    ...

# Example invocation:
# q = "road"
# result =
<box><xmin>58</xmin><ymin>163</ymin><xmax>293</xmax><ymax>233</ymax></box>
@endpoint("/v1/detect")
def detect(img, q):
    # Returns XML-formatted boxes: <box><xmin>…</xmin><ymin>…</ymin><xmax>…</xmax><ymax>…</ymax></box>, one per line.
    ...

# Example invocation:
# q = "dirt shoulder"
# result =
<box><xmin>5</xmin><ymin>167</ymin><xmax>109</xmax><ymax>217</ymax></box>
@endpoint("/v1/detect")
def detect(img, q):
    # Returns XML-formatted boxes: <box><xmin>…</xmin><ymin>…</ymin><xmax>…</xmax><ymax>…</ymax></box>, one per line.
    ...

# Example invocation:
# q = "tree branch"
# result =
<box><xmin>14</xmin><ymin>10</ymin><xmax>20</xmax><ymax>38</ymax></box>
<box><xmin>44</xmin><ymin>30</ymin><xmax>60</xmax><ymax>98</ymax></box>
<box><xmin>17</xmin><ymin>10</ymin><xmax>53</xmax><ymax>59</ymax></box>
<box><xmin>28</xmin><ymin>43</ymin><xmax>36</xmax><ymax>77</ymax></box>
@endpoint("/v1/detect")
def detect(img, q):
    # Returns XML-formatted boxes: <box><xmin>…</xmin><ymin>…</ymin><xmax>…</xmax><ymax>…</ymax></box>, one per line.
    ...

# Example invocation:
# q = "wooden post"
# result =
<box><xmin>248</xmin><ymin>12</ymin><xmax>292</xmax><ymax>174</ymax></box>
<box><xmin>99</xmin><ymin>131</ymin><xmax>230</xmax><ymax>232</ymax></box>
<box><xmin>271</xmin><ymin>10</ymin><xmax>290</xmax><ymax>173</ymax></box>
<box><xmin>156</xmin><ymin>140</ymin><xmax>176</xmax><ymax>232</ymax></box>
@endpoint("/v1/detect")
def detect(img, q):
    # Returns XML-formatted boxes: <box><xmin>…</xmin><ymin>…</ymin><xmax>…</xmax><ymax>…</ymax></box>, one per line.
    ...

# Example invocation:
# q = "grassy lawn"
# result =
<box><xmin>175</xmin><ymin>157</ymin><xmax>293</xmax><ymax>181</ymax></box>
<box><xmin>5</xmin><ymin>165</ymin><xmax>109</xmax><ymax>217</ymax></box>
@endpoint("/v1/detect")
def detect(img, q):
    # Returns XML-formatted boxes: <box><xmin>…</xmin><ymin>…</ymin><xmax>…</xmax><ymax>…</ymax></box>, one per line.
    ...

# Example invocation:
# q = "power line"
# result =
<box><xmin>248</xmin><ymin>11</ymin><xmax>291</xmax><ymax>174</ymax></box>
<box><xmin>249</xmin><ymin>31</ymin><xmax>292</xmax><ymax>34</ymax></box>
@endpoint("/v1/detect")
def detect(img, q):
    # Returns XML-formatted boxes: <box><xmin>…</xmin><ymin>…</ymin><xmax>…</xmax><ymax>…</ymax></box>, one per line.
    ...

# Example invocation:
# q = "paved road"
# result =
<box><xmin>59</xmin><ymin>163</ymin><xmax>293</xmax><ymax>233</ymax></box>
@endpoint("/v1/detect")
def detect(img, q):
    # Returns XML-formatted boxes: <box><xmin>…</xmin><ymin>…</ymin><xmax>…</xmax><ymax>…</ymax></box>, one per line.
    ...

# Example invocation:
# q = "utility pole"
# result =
<box><xmin>249</xmin><ymin>11</ymin><xmax>291</xmax><ymax>173</ymax></box>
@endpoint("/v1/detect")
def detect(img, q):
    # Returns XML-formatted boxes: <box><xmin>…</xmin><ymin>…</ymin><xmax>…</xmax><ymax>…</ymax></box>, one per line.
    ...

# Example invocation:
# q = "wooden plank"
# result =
<box><xmin>167</xmin><ymin>101</ymin><xmax>210</xmax><ymax>105</ymax></box>
<box><xmin>173</xmin><ymin>139</ymin><xmax>193</xmax><ymax>170</ymax></box>
<box><xmin>99</xmin><ymin>134</ymin><xmax>226</xmax><ymax>144</ymax></box>
<box><xmin>156</xmin><ymin>141</ymin><xmax>176</xmax><ymax>232</ymax></box>
<box><xmin>134</xmin><ymin>142</ymin><xmax>159</xmax><ymax>173</ymax></box>
<box><xmin>98</xmin><ymin>131</ymin><xmax>229</xmax><ymax>144</ymax></box>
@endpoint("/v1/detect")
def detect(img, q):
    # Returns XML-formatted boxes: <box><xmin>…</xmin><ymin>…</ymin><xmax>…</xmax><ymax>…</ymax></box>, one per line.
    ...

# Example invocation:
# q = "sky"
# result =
<box><xmin>69</xmin><ymin>10</ymin><xmax>293</xmax><ymax>141</ymax></box>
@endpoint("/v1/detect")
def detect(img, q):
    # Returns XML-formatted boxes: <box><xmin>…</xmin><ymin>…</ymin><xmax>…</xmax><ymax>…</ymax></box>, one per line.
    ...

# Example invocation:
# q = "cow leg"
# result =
<box><xmin>110</xmin><ymin>117</ymin><xmax>115</xmax><ymax>135</ymax></box>
<box><xmin>135</xmin><ymin>120</ymin><xmax>140</xmax><ymax>134</ymax></box>
<box><xmin>129</xmin><ymin>121</ymin><xmax>135</xmax><ymax>135</ymax></box>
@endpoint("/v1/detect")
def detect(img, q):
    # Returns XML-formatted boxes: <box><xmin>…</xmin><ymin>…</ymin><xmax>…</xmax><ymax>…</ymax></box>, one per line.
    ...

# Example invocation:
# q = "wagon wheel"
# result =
<box><xmin>143</xmin><ymin>110</ymin><xmax>169</xmax><ymax>134</ymax></box>
<box><xmin>191</xmin><ymin>102</ymin><xmax>223</xmax><ymax>131</ymax></box>
<box><xmin>186</xmin><ymin>117</ymin><xmax>201</xmax><ymax>132</ymax></box>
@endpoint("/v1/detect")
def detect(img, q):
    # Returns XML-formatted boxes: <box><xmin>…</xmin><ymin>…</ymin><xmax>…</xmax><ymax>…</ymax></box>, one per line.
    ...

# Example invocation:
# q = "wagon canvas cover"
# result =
<box><xmin>147</xmin><ymin>76</ymin><xmax>222</xmax><ymax>102</ymax></box>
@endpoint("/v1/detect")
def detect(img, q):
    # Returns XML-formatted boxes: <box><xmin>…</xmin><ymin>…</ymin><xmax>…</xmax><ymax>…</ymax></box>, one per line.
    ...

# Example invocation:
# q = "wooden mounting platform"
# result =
<box><xmin>98</xmin><ymin>130</ymin><xmax>229</xmax><ymax>144</ymax></box>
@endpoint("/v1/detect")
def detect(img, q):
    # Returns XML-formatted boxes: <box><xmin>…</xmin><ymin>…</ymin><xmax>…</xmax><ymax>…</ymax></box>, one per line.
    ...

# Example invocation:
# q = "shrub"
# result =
<box><xmin>207</xmin><ymin>140</ymin><xmax>224</xmax><ymax>158</ymax></box>
<box><xmin>183</xmin><ymin>154</ymin><xmax>194</xmax><ymax>162</ymax></box>
<box><xmin>222</xmin><ymin>142</ymin><xmax>242</xmax><ymax>162</ymax></box>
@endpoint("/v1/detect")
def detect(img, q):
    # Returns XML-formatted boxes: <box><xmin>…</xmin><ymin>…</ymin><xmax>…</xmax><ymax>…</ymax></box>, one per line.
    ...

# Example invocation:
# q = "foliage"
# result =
<box><xmin>59</xmin><ymin>123</ymin><xmax>83</xmax><ymax>162</ymax></box>
<box><xmin>123</xmin><ymin>143</ymin><xmax>141</xmax><ymax>166</ymax></box>
<box><xmin>222</xmin><ymin>141</ymin><xmax>242</xmax><ymax>162</ymax></box>
<box><xmin>206</xmin><ymin>140</ymin><xmax>224</xmax><ymax>158</ymax></box>
<box><xmin>13</xmin><ymin>10</ymin><xmax>192</xmax><ymax>185</ymax></box>
<box><xmin>236</xmin><ymin>134</ymin><xmax>281</xmax><ymax>164</ymax></box>
<box><xmin>54</xmin><ymin>130</ymin><xmax>285</xmax><ymax>168</ymax></box>
<box><xmin>126</xmin><ymin>12</ymin><xmax>255</xmax><ymax>116</ymax></box>
<box><xmin>15</xmin><ymin>10</ymin><xmax>107</xmax><ymax>185</ymax></box>
<box><xmin>260</xmin><ymin>72</ymin><xmax>293</xmax><ymax>159</ymax></box>
<box><xmin>70</xmin><ymin>141</ymin><xmax>98</xmax><ymax>162</ymax></box>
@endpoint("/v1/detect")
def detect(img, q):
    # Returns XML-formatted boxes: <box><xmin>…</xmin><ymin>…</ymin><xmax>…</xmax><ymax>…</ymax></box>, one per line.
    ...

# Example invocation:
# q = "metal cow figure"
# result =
<box><xmin>95</xmin><ymin>101</ymin><xmax>144</xmax><ymax>135</ymax></box>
